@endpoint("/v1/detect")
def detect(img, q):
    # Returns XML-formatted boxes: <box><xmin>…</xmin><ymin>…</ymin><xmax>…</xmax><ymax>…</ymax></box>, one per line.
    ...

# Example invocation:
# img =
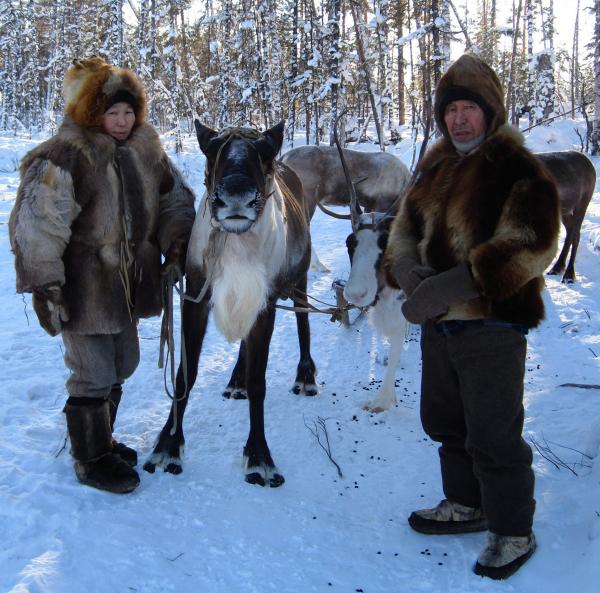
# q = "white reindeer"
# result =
<box><xmin>343</xmin><ymin>212</ymin><xmax>408</xmax><ymax>412</ymax></box>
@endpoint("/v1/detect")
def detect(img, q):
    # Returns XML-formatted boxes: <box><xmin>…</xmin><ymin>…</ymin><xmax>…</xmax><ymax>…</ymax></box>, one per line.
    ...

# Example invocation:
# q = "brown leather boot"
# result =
<box><xmin>65</xmin><ymin>398</ymin><xmax>140</xmax><ymax>494</ymax></box>
<box><xmin>108</xmin><ymin>385</ymin><xmax>138</xmax><ymax>467</ymax></box>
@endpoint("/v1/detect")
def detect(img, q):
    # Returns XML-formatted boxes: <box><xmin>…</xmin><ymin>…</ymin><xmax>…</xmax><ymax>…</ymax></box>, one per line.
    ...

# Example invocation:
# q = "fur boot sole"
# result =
<box><xmin>408</xmin><ymin>512</ymin><xmax>488</xmax><ymax>534</ymax></box>
<box><xmin>74</xmin><ymin>454</ymin><xmax>140</xmax><ymax>494</ymax></box>
<box><xmin>473</xmin><ymin>544</ymin><xmax>535</xmax><ymax>580</ymax></box>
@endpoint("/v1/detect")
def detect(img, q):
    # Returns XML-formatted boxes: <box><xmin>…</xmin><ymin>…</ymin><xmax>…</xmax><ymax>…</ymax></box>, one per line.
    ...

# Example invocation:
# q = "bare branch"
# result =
<box><xmin>304</xmin><ymin>415</ymin><xmax>343</xmax><ymax>478</ymax></box>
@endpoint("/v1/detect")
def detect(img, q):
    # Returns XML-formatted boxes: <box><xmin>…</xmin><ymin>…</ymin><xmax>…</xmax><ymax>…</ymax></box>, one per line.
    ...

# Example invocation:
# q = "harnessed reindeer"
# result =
<box><xmin>144</xmin><ymin>121</ymin><xmax>317</xmax><ymax>486</ymax></box>
<box><xmin>537</xmin><ymin>151</ymin><xmax>596</xmax><ymax>283</ymax></box>
<box><xmin>323</xmin><ymin>122</ymin><xmax>409</xmax><ymax>413</ymax></box>
<box><xmin>344</xmin><ymin>211</ymin><xmax>409</xmax><ymax>412</ymax></box>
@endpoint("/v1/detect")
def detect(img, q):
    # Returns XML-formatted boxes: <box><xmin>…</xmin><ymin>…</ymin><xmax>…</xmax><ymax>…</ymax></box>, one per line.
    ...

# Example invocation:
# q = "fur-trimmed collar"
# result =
<box><xmin>418</xmin><ymin>124</ymin><xmax>526</xmax><ymax>173</ymax></box>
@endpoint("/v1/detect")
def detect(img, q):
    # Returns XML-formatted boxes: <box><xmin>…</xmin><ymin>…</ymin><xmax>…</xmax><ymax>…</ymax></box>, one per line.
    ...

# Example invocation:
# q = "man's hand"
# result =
<box><xmin>387</xmin><ymin>256</ymin><xmax>437</xmax><ymax>297</ymax></box>
<box><xmin>401</xmin><ymin>263</ymin><xmax>479</xmax><ymax>325</ymax></box>
<box><xmin>161</xmin><ymin>237</ymin><xmax>188</xmax><ymax>277</ymax></box>
<box><xmin>32</xmin><ymin>285</ymin><xmax>69</xmax><ymax>337</ymax></box>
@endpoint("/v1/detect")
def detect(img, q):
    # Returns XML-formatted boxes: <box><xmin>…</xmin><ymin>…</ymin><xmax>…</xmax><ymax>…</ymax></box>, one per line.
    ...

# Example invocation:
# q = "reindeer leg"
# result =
<box><xmin>243</xmin><ymin>304</ymin><xmax>284</xmax><ymax>487</ymax></box>
<box><xmin>562</xmin><ymin>211</ymin><xmax>585</xmax><ymax>283</ymax></box>
<box><xmin>223</xmin><ymin>340</ymin><xmax>248</xmax><ymax>399</ymax></box>
<box><xmin>548</xmin><ymin>217</ymin><xmax>572</xmax><ymax>277</ymax></box>
<box><xmin>364</xmin><ymin>329</ymin><xmax>404</xmax><ymax>413</ymax></box>
<box><xmin>309</xmin><ymin>246</ymin><xmax>330</xmax><ymax>273</ymax></box>
<box><xmin>291</xmin><ymin>273</ymin><xmax>318</xmax><ymax>396</ymax></box>
<box><xmin>144</xmin><ymin>279</ymin><xmax>210</xmax><ymax>475</ymax></box>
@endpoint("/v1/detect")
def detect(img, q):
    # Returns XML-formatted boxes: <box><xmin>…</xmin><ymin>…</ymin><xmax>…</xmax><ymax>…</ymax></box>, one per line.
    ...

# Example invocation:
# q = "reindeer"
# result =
<box><xmin>281</xmin><ymin>145</ymin><xmax>411</xmax><ymax>272</ymax></box>
<box><xmin>319</xmin><ymin>120</ymin><xmax>409</xmax><ymax>413</ymax></box>
<box><xmin>281</xmin><ymin>145</ymin><xmax>411</xmax><ymax>213</ymax></box>
<box><xmin>144</xmin><ymin>122</ymin><xmax>317</xmax><ymax>486</ymax></box>
<box><xmin>537</xmin><ymin>151</ymin><xmax>596</xmax><ymax>283</ymax></box>
<box><xmin>343</xmin><ymin>211</ymin><xmax>408</xmax><ymax>412</ymax></box>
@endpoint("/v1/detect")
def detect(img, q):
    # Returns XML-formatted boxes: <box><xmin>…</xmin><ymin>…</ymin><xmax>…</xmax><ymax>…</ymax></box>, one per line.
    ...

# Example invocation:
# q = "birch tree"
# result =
<box><xmin>591</xmin><ymin>0</ymin><xmax>600</xmax><ymax>154</ymax></box>
<box><xmin>534</xmin><ymin>0</ymin><xmax>555</xmax><ymax>122</ymax></box>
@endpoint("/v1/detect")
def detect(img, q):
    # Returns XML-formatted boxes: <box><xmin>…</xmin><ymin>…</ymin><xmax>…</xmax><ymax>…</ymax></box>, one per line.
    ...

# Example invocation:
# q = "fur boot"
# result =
<box><xmin>474</xmin><ymin>532</ymin><xmax>536</xmax><ymax>579</ymax></box>
<box><xmin>408</xmin><ymin>499</ymin><xmax>487</xmax><ymax>534</ymax></box>
<box><xmin>108</xmin><ymin>386</ymin><xmax>138</xmax><ymax>467</ymax></box>
<box><xmin>65</xmin><ymin>398</ymin><xmax>140</xmax><ymax>494</ymax></box>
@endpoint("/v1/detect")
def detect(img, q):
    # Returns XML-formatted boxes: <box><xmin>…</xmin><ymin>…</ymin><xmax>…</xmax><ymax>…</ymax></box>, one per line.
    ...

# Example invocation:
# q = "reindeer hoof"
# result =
<box><xmin>165</xmin><ymin>462</ymin><xmax>183</xmax><ymax>475</ymax></box>
<box><xmin>223</xmin><ymin>386</ymin><xmax>247</xmax><ymax>399</ymax></box>
<box><xmin>269</xmin><ymin>473</ymin><xmax>285</xmax><ymax>487</ymax></box>
<box><xmin>292</xmin><ymin>381</ymin><xmax>318</xmax><ymax>396</ymax></box>
<box><xmin>144</xmin><ymin>450</ymin><xmax>184</xmax><ymax>475</ymax></box>
<box><xmin>245</xmin><ymin>471</ymin><xmax>285</xmax><ymax>487</ymax></box>
<box><xmin>143</xmin><ymin>461</ymin><xmax>156</xmax><ymax>473</ymax></box>
<box><xmin>363</xmin><ymin>404</ymin><xmax>385</xmax><ymax>413</ymax></box>
<box><xmin>245</xmin><ymin>472</ymin><xmax>266</xmax><ymax>486</ymax></box>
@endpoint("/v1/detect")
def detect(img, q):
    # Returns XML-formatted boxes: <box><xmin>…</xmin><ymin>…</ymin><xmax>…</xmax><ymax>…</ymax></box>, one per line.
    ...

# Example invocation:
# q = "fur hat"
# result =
<box><xmin>434</xmin><ymin>54</ymin><xmax>506</xmax><ymax>139</ymax></box>
<box><xmin>63</xmin><ymin>56</ymin><xmax>147</xmax><ymax>130</ymax></box>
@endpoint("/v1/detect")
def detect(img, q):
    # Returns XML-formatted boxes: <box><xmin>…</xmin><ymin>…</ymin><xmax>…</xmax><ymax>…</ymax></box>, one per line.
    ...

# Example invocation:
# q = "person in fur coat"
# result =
<box><xmin>9</xmin><ymin>57</ymin><xmax>196</xmax><ymax>494</ymax></box>
<box><xmin>384</xmin><ymin>54</ymin><xmax>560</xmax><ymax>579</ymax></box>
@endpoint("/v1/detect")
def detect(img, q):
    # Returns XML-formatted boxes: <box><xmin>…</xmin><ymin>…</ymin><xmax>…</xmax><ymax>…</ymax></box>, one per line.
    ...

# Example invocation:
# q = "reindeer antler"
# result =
<box><xmin>333</xmin><ymin>110</ymin><xmax>362</xmax><ymax>234</ymax></box>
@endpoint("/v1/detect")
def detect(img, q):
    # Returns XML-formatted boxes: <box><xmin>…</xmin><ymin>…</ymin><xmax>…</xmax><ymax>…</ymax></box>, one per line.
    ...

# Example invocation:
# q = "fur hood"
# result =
<box><xmin>63</xmin><ymin>56</ymin><xmax>147</xmax><ymax>131</ymax></box>
<box><xmin>434</xmin><ymin>53</ymin><xmax>506</xmax><ymax>140</ymax></box>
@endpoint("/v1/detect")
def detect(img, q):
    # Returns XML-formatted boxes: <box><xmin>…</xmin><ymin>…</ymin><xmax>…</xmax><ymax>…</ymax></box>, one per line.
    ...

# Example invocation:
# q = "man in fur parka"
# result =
<box><xmin>9</xmin><ymin>57</ymin><xmax>196</xmax><ymax>494</ymax></box>
<box><xmin>384</xmin><ymin>54</ymin><xmax>560</xmax><ymax>579</ymax></box>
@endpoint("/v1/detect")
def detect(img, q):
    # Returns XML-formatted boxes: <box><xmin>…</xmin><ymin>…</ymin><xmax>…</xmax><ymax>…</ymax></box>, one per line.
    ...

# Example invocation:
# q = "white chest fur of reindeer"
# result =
<box><xmin>342</xmin><ymin>212</ymin><xmax>408</xmax><ymax>413</ymax></box>
<box><xmin>187</xmin><ymin>184</ymin><xmax>286</xmax><ymax>343</ymax></box>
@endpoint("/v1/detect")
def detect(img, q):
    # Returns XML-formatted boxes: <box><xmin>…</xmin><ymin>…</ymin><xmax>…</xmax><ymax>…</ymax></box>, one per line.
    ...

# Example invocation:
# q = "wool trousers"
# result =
<box><xmin>62</xmin><ymin>322</ymin><xmax>140</xmax><ymax>399</ymax></box>
<box><xmin>420</xmin><ymin>320</ymin><xmax>535</xmax><ymax>536</ymax></box>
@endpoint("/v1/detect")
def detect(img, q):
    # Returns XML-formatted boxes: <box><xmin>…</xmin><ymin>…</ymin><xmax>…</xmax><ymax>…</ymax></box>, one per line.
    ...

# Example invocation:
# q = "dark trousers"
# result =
<box><xmin>420</xmin><ymin>321</ymin><xmax>535</xmax><ymax>536</ymax></box>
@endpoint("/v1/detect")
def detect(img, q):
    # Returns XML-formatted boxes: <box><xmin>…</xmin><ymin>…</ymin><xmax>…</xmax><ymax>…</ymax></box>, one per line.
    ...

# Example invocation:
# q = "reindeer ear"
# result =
<box><xmin>256</xmin><ymin>121</ymin><xmax>284</xmax><ymax>161</ymax></box>
<box><xmin>194</xmin><ymin>120</ymin><xmax>218</xmax><ymax>154</ymax></box>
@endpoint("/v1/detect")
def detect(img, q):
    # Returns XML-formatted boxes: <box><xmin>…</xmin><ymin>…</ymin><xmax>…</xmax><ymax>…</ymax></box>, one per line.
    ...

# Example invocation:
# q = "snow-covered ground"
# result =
<box><xmin>1</xmin><ymin>120</ymin><xmax>599</xmax><ymax>593</ymax></box>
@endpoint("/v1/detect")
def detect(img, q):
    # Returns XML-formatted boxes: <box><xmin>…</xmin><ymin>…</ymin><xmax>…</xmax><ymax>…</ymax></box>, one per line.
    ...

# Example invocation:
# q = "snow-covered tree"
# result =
<box><xmin>592</xmin><ymin>0</ymin><xmax>600</xmax><ymax>154</ymax></box>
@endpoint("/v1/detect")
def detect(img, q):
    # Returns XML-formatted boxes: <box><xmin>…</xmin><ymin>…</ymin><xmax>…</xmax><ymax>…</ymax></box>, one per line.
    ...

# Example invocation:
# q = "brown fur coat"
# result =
<box><xmin>9</xmin><ymin>117</ymin><xmax>196</xmax><ymax>334</ymax></box>
<box><xmin>384</xmin><ymin>123</ymin><xmax>560</xmax><ymax>328</ymax></box>
<box><xmin>384</xmin><ymin>54</ymin><xmax>560</xmax><ymax>328</ymax></box>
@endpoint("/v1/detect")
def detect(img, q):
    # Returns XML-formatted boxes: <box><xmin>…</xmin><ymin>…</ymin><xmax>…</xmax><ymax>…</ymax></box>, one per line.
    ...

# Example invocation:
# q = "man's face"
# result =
<box><xmin>444</xmin><ymin>100</ymin><xmax>486</xmax><ymax>144</ymax></box>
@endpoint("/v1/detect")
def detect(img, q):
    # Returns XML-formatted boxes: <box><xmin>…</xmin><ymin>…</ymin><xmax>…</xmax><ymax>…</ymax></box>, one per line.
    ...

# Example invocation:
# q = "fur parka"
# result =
<box><xmin>384</xmin><ymin>55</ymin><xmax>560</xmax><ymax>328</ymax></box>
<box><xmin>9</xmin><ymin>116</ymin><xmax>196</xmax><ymax>334</ymax></box>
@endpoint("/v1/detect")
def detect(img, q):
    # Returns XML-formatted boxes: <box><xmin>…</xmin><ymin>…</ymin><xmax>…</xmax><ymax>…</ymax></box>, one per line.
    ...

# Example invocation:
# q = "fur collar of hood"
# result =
<box><xmin>63</xmin><ymin>56</ymin><xmax>147</xmax><ymax>132</ymax></box>
<box><xmin>434</xmin><ymin>54</ymin><xmax>506</xmax><ymax>140</ymax></box>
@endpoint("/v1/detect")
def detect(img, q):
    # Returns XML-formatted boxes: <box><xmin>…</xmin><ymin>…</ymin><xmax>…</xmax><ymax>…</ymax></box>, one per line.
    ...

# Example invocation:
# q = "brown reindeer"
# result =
<box><xmin>281</xmin><ymin>145</ymin><xmax>411</xmax><ymax>214</ymax></box>
<box><xmin>144</xmin><ymin>122</ymin><xmax>316</xmax><ymax>486</ymax></box>
<box><xmin>538</xmin><ymin>151</ymin><xmax>596</xmax><ymax>283</ymax></box>
<box><xmin>281</xmin><ymin>145</ymin><xmax>411</xmax><ymax>271</ymax></box>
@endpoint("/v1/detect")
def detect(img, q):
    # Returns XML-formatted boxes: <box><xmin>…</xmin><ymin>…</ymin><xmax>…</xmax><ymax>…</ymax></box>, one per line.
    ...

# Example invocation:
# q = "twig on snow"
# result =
<box><xmin>54</xmin><ymin>432</ymin><xmax>68</xmax><ymax>458</ymax></box>
<box><xmin>304</xmin><ymin>415</ymin><xmax>343</xmax><ymax>478</ymax></box>
<box><xmin>560</xmin><ymin>383</ymin><xmax>600</xmax><ymax>390</ymax></box>
<box><xmin>529</xmin><ymin>435</ymin><xmax>592</xmax><ymax>476</ymax></box>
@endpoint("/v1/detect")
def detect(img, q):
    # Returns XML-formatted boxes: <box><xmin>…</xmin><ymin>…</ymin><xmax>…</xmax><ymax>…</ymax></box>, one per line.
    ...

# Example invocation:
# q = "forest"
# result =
<box><xmin>1</xmin><ymin>0</ymin><xmax>599</xmax><ymax>155</ymax></box>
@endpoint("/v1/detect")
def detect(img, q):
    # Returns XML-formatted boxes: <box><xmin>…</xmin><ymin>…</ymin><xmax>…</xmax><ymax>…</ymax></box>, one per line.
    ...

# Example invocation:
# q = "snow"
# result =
<box><xmin>1</xmin><ymin>120</ymin><xmax>599</xmax><ymax>593</ymax></box>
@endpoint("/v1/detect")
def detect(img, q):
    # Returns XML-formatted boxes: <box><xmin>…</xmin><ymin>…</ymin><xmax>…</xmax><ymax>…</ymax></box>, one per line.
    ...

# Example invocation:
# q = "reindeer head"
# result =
<box><xmin>343</xmin><ymin>212</ymin><xmax>392</xmax><ymax>307</ymax></box>
<box><xmin>195</xmin><ymin>120</ymin><xmax>284</xmax><ymax>234</ymax></box>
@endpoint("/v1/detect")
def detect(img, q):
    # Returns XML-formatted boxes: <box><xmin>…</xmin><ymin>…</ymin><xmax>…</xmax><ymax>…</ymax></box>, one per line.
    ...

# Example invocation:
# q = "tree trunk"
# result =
<box><xmin>592</xmin><ymin>0</ymin><xmax>600</xmax><ymax>154</ymax></box>
<box><xmin>349</xmin><ymin>0</ymin><xmax>384</xmax><ymax>150</ymax></box>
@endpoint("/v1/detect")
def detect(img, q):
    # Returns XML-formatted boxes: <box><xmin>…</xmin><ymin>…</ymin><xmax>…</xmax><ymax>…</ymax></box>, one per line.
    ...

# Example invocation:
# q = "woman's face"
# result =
<box><xmin>102</xmin><ymin>102</ymin><xmax>136</xmax><ymax>141</ymax></box>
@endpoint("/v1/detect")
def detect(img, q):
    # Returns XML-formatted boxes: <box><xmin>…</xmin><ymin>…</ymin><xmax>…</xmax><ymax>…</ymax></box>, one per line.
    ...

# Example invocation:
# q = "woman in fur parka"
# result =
<box><xmin>9</xmin><ymin>57</ymin><xmax>196</xmax><ymax>494</ymax></box>
<box><xmin>384</xmin><ymin>54</ymin><xmax>560</xmax><ymax>580</ymax></box>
